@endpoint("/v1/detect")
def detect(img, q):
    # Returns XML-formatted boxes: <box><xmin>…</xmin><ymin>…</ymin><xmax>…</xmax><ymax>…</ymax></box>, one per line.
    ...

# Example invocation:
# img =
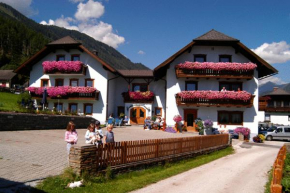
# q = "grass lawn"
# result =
<box><xmin>0</xmin><ymin>92</ymin><xmax>23</xmax><ymax>112</ymax></box>
<box><xmin>34</xmin><ymin>147</ymin><xmax>234</xmax><ymax>193</ymax></box>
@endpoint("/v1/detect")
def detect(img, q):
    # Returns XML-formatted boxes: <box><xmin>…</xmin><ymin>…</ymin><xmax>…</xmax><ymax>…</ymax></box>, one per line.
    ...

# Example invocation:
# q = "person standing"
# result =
<box><xmin>65</xmin><ymin>121</ymin><xmax>78</xmax><ymax>155</ymax></box>
<box><xmin>221</xmin><ymin>87</ymin><xmax>227</xmax><ymax>92</ymax></box>
<box><xmin>95</xmin><ymin>120</ymin><xmax>103</xmax><ymax>146</ymax></box>
<box><xmin>104</xmin><ymin>124</ymin><xmax>115</xmax><ymax>144</ymax></box>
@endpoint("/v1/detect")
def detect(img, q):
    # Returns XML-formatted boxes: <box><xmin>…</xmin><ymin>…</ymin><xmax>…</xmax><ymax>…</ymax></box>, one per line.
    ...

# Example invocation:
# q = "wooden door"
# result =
<box><xmin>184</xmin><ymin>109</ymin><xmax>197</xmax><ymax>132</ymax></box>
<box><xmin>130</xmin><ymin>107</ymin><xmax>146</xmax><ymax>125</ymax></box>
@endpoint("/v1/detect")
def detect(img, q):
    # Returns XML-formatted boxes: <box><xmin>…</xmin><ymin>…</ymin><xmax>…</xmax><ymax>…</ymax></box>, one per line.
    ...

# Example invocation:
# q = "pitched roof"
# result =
<box><xmin>194</xmin><ymin>29</ymin><xmax>238</xmax><ymax>41</ymax></box>
<box><xmin>15</xmin><ymin>36</ymin><xmax>116</xmax><ymax>75</ymax></box>
<box><xmin>48</xmin><ymin>36</ymin><xmax>81</xmax><ymax>45</ymax></box>
<box><xmin>266</xmin><ymin>88</ymin><xmax>290</xmax><ymax>96</ymax></box>
<box><xmin>117</xmin><ymin>70</ymin><xmax>153</xmax><ymax>77</ymax></box>
<box><xmin>154</xmin><ymin>30</ymin><xmax>278</xmax><ymax>79</ymax></box>
<box><xmin>0</xmin><ymin>70</ymin><xmax>16</xmax><ymax>80</ymax></box>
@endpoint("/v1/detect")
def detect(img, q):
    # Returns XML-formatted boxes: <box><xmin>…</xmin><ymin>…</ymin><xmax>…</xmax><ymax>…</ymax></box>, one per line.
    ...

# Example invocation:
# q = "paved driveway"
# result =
<box><xmin>0</xmin><ymin>126</ymin><xmax>197</xmax><ymax>189</ymax></box>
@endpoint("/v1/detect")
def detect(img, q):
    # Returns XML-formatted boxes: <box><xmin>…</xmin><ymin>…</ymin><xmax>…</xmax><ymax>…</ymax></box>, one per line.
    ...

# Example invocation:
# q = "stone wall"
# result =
<box><xmin>0</xmin><ymin>112</ymin><xmax>96</xmax><ymax>131</ymax></box>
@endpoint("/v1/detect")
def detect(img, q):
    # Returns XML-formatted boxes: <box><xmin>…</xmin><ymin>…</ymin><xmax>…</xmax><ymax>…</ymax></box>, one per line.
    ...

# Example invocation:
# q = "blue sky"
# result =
<box><xmin>1</xmin><ymin>0</ymin><xmax>290</xmax><ymax>85</ymax></box>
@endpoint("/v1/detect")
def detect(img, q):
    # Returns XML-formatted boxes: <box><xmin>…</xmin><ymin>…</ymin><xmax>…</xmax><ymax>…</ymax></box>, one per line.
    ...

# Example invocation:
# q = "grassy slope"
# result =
<box><xmin>0</xmin><ymin>92</ymin><xmax>22</xmax><ymax>111</ymax></box>
<box><xmin>35</xmin><ymin>147</ymin><xmax>234</xmax><ymax>193</ymax></box>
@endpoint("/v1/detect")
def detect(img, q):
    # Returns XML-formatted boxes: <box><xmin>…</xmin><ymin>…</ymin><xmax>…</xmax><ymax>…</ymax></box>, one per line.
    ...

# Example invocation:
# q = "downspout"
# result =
<box><xmin>106</xmin><ymin>75</ymin><xmax>120</xmax><ymax>119</ymax></box>
<box><xmin>161</xmin><ymin>78</ymin><xmax>167</xmax><ymax>121</ymax></box>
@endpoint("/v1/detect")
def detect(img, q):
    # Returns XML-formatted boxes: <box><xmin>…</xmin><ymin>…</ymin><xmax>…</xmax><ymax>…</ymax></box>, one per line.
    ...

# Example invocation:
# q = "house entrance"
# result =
<box><xmin>184</xmin><ymin>109</ymin><xmax>198</xmax><ymax>132</ymax></box>
<box><xmin>130</xmin><ymin>107</ymin><xmax>146</xmax><ymax>125</ymax></box>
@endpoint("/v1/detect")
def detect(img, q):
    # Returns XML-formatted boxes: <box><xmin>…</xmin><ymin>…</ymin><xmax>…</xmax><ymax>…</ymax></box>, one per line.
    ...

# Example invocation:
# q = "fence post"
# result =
<box><xmin>155</xmin><ymin>139</ymin><xmax>159</xmax><ymax>158</ymax></box>
<box><xmin>122</xmin><ymin>141</ymin><xmax>127</xmax><ymax>164</ymax></box>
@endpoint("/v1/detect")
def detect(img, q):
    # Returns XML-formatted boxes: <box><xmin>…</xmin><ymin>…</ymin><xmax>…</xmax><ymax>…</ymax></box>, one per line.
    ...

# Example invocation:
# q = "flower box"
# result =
<box><xmin>122</xmin><ymin>91</ymin><xmax>154</xmax><ymax>103</ymax></box>
<box><xmin>175</xmin><ymin>62</ymin><xmax>256</xmax><ymax>79</ymax></box>
<box><xmin>27</xmin><ymin>86</ymin><xmax>99</xmax><ymax>100</ymax></box>
<box><xmin>175</xmin><ymin>91</ymin><xmax>254</xmax><ymax>107</ymax></box>
<box><xmin>42</xmin><ymin>61</ymin><xmax>87</xmax><ymax>75</ymax></box>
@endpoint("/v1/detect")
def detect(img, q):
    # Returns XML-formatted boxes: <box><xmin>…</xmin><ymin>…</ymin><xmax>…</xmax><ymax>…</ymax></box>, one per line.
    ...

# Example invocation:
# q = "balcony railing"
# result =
<box><xmin>28</xmin><ymin>86</ymin><xmax>99</xmax><ymax>100</ymax></box>
<box><xmin>262</xmin><ymin>107</ymin><xmax>290</xmax><ymax>112</ymax></box>
<box><xmin>175</xmin><ymin>62</ymin><xmax>256</xmax><ymax>79</ymax></box>
<box><xmin>42</xmin><ymin>61</ymin><xmax>87</xmax><ymax>75</ymax></box>
<box><xmin>122</xmin><ymin>91</ymin><xmax>154</xmax><ymax>103</ymax></box>
<box><xmin>176</xmin><ymin>91</ymin><xmax>255</xmax><ymax>107</ymax></box>
<box><xmin>175</xmin><ymin>68</ymin><xmax>254</xmax><ymax>79</ymax></box>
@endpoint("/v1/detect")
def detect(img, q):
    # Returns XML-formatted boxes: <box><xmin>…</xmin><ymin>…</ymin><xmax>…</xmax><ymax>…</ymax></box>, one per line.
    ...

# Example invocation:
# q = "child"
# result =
<box><xmin>94</xmin><ymin>120</ymin><xmax>103</xmax><ymax>146</ymax></box>
<box><xmin>85</xmin><ymin>123</ymin><xmax>98</xmax><ymax>145</ymax></box>
<box><xmin>103</xmin><ymin>124</ymin><xmax>115</xmax><ymax>144</ymax></box>
<box><xmin>65</xmin><ymin>121</ymin><xmax>78</xmax><ymax>155</ymax></box>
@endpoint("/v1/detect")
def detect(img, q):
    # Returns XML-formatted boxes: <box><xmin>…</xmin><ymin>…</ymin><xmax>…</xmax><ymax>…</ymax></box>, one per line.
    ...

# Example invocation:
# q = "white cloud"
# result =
<box><xmin>40</xmin><ymin>1</ymin><xmax>124</xmax><ymax>48</ymax></box>
<box><xmin>69</xmin><ymin>0</ymin><xmax>85</xmax><ymax>3</ymax></box>
<box><xmin>75</xmin><ymin>0</ymin><xmax>104</xmax><ymax>21</ymax></box>
<box><xmin>0</xmin><ymin>0</ymin><xmax>38</xmax><ymax>16</ymax></box>
<box><xmin>252</xmin><ymin>41</ymin><xmax>290</xmax><ymax>64</ymax></box>
<box><xmin>259</xmin><ymin>76</ymin><xmax>286</xmax><ymax>86</ymax></box>
<box><xmin>138</xmin><ymin>50</ymin><xmax>145</xmax><ymax>55</ymax></box>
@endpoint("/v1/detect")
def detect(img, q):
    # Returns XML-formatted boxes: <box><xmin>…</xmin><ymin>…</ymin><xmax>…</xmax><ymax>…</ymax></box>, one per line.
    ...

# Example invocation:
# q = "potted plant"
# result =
<box><xmin>203</xmin><ymin>119</ymin><xmax>213</xmax><ymax>135</ymax></box>
<box><xmin>253</xmin><ymin>134</ymin><xmax>265</xmax><ymax>143</ymax></box>
<box><xmin>173</xmin><ymin>115</ymin><xmax>182</xmax><ymax>133</ymax></box>
<box><xmin>195</xmin><ymin>118</ymin><xmax>204</xmax><ymax>135</ymax></box>
<box><xmin>234</xmin><ymin>127</ymin><xmax>251</xmax><ymax>141</ymax></box>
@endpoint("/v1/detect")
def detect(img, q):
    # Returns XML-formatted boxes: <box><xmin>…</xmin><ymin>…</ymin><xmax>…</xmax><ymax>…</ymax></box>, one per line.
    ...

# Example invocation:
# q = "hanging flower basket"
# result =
<box><xmin>176</xmin><ymin>62</ymin><xmax>257</xmax><ymax>71</ymax></box>
<box><xmin>42</xmin><ymin>61</ymin><xmax>84</xmax><ymax>73</ymax></box>
<box><xmin>27</xmin><ymin>86</ymin><xmax>97</xmax><ymax>97</ymax></box>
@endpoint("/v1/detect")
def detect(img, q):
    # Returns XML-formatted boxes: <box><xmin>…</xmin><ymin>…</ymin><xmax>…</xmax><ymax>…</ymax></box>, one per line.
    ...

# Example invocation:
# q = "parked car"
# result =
<box><xmin>265</xmin><ymin>126</ymin><xmax>290</xmax><ymax>141</ymax></box>
<box><xmin>259</xmin><ymin>126</ymin><xmax>277</xmax><ymax>136</ymax></box>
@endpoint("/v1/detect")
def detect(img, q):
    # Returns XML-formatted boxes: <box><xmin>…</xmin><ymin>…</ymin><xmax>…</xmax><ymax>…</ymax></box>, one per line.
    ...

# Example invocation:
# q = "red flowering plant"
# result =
<box><xmin>173</xmin><ymin>115</ymin><xmax>182</xmax><ymax>123</ymax></box>
<box><xmin>177</xmin><ymin>91</ymin><xmax>252</xmax><ymax>101</ymax></box>
<box><xmin>123</xmin><ymin>91</ymin><xmax>154</xmax><ymax>101</ymax></box>
<box><xmin>176</xmin><ymin>62</ymin><xmax>257</xmax><ymax>71</ymax></box>
<box><xmin>42</xmin><ymin>61</ymin><xmax>84</xmax><ymax>73</ymax></box>
<box><xmin>234</xmin><ymin>127</ymin><xmax>251</xmax><ymax>139</ymax></box>
<box><xmin>27</xmin><ymin>86</ymin><xmax>97</xmax><ymax>97</ymax></box>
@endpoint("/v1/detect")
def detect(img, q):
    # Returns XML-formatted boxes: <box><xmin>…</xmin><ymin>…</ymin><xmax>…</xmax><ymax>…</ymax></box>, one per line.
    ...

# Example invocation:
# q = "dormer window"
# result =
<box><xmin>56</xmin><ymin>55</ymin><xmax>65</xmax><ymax>61</ymax></box>
<box><xmin>194</xmin><ymin>54</ymin><xmax>206</xmax><ymax>62</ymax></box>
<box><xmin>219</xmin><ymin>55</ymin><xmax>232</xmax><ymax>62</ymax></box>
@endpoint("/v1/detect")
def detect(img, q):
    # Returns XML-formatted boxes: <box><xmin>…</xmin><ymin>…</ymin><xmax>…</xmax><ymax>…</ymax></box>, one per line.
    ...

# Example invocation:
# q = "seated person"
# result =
<box><xmin>154</xmin><ymin>117</ymin><xmax>161</xmax><ymax>129</ymax></box>
<box><xmin>144</xmin><ymin>116</ymin><xmax>152</xmax><ymax>130</ymax></box>
<box><xmin>123</xmin><ymin>116</ymin><xmax>129</xmax><ymax>125</ymax></box>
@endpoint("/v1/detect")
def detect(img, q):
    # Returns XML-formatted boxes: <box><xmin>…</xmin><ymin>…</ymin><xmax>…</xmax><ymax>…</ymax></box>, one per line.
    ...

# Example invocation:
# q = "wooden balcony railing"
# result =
<box><xmin>176</xmin><ymin>94</ymin><xmax>255</xmax><ymax>107</ymax></box>
<box><xmin>261</xmin><ymin>106</ymin><xmax>290</xmax><ymax>112</ymax></box>
<box><xmin>122</xmin><ymin>91</ymin><xmax>154</xmax><ymax>103</ymax></box>
<box><xmin>31</xmin><ymin>91</ymin><xmax>99</xmax><ymax>100</ymax></box>
<box><xmin>175</xmin><ymin>68</ymin><xmax>254</xmax><ymax>79</ymax></box>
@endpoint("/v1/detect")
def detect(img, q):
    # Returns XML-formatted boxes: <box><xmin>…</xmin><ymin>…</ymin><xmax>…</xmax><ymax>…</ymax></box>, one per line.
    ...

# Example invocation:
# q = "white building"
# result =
<box><xmin>153</xmin><ymin>30</ymin><xmax>277</xmax><ymax>136</ymax></box>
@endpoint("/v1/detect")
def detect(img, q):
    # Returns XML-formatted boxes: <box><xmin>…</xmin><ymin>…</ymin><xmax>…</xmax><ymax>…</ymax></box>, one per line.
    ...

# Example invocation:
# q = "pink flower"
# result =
<box><xmin>42</xmin><ymin>61</ymin><xmax>83</xmax><ymax>73</ymax></box>
<box><xmin>124</xmin><ymin>91</ymin><xmax>155</xmax><ymax>100</ymax></box>
<box><xmin>27</xmin><ymin>86</ymin><xmax>97</xmax><ymax>97</ymax></box>
<box><xmin>177</xmin><ymin>91</ymin><xmax>252</xmax><ymax>101</ymax></box>
<box><xmin>176</xmin><ymin>62</ymin><xmax>257</xmax><ymax>71</ymax></box>
<box><xmin>173</xmin><ymin>115</ymin><xmax>182</xmax><ymax>122</ymax></box>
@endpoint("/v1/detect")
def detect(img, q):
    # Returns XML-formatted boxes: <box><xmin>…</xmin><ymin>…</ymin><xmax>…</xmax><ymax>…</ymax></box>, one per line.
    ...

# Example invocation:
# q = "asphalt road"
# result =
<box><xmin>131</xmin><ymin>140</ymin><xmax>285</xmax><ymax>193</ymax></box>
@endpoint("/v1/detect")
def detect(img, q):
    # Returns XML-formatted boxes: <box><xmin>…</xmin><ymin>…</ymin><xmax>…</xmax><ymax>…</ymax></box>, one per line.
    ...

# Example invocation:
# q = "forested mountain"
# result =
<box><xmin>0</xmin><ymin>3</ymin><xmax>149</xmax><ymax>71</ymax></box>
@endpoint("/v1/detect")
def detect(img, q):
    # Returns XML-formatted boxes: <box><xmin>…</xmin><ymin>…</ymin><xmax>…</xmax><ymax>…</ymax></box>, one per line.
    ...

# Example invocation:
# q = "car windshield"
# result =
<box><xmin>267</xmin><ymin>126</ymin><xmax>277</xmax><ymax>132</ymax></box>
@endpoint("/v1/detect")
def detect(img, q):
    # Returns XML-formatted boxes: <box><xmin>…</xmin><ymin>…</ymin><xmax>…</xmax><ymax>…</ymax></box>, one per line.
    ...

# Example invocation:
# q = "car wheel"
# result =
<box><xmin>266</xmin><ymin>135</ymin><xmax>273</xmax><ymax>141</ymax></box>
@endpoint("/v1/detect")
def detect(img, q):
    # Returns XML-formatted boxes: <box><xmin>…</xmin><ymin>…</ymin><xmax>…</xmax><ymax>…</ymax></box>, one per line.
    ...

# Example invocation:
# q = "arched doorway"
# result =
<box><xmin>130</xmin><ymin>107</ymin><xmax>146</xmax><ymax>125</ymax></box>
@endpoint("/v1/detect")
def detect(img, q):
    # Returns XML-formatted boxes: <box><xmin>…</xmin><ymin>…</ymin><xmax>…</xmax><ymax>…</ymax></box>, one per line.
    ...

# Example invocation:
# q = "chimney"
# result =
<box><xmin>92</xmin><ymin>50</ymin><xmax>98</xmax><ymax>56</ymax></box>
<box><xmin>273</xmin><ymin>87</ymin><xmax>278</xmax><ymax>91</ymax></box>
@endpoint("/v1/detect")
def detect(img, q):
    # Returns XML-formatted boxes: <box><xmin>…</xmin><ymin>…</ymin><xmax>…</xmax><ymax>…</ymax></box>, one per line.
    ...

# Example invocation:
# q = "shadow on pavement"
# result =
<box><xmin>240</xmin><ymin>141</ymin><xmax>286</xmax><ymax>149</ymax></box>
<box><xmin>0</xmin><ymin>177</ymin><xmax>46</xmax><ymax>193</ymax></box>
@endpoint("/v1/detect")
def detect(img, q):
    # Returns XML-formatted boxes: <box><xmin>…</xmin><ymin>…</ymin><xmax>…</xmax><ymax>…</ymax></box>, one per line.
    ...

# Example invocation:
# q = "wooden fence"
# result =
<box><xmin>271</xmin><ymin>145</ymin><xmax>287</xmax><ymax>193</ymax></box>
<box><xmin>70</xmin><ymin>134</ymin><xmax>229</xmax><ymax>174</ymax></box>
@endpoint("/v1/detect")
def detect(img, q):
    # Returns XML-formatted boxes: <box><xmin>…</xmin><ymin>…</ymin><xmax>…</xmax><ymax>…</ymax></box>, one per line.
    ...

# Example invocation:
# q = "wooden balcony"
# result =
<box><xmin>262</xmin><ymin>107</ymin><xmax>290</xmax><ymax>112</ymax></box>
<box><xmin>44</xmin><ymin>65</ymin><xmax>87</xmax><ymax>76</ymax></box>
<box><xmin>175</xmin><ymin>68</ymin><xmax>254</xmax><ymax>80</ymax></box>
<box><xmin>122</xmin><ymin>91</ymin><xmax>154</xmax><ymax>103</ymax></box>
<box><xmin>31</xmin><ymin>91</ymin><xmax>99</xmax><ymax>101</ymax></box>
<box><xmin>176</xmin><ymin>95</ymin><xmax>255</xmax><ymax>108</ymax></box>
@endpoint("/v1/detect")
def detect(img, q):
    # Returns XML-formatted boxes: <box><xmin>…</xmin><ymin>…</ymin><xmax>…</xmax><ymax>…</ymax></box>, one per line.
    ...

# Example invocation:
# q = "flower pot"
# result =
<box><xmin>238</xmin><ymin>133</ymin><xmax>244</xmax><ymax>141</ymax></box>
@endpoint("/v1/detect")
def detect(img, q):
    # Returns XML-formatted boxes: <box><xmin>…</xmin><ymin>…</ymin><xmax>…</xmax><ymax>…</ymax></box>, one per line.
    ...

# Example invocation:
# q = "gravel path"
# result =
<box><xmin>131</xmin><ymin>140</ymin><xmax>285</xmax><ymax>193</ymax></box>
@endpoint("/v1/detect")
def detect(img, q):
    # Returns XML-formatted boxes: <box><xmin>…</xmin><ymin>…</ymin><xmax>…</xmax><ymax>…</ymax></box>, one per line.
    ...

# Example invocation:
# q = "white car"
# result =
<box><xmin>265</xmin><ymin>126</ymin><xmax>290</xmax><ymax>141</ymax></box>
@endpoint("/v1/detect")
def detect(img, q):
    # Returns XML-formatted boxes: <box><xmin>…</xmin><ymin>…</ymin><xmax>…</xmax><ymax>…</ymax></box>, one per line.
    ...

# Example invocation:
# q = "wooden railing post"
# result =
<box><xmin>122</xmin><ymin>141</ymin><xmax>127</xmax><ymax>164</ymax></box>
<box><xmin>155</xmin><ymin>139</ymin><xmax>160</xmax><ymax>158</ymax></box>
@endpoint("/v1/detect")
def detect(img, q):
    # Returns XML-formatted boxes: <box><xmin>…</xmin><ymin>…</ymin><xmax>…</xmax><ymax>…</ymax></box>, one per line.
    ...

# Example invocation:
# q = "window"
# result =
<box><xmin>84</xmin><ymin>104</ymin><xmax>93</xmax><ymax>115</ymax></box>
<box><xmin>70</xmin><ymin>79</ymin><xmax>79</xmax><ymax>86</ymax></box>
<box><xmin>276</xmin><ymin>101</ymin><xmax>282</xmax><ymax>107</ymax></box>
<box><xmin>117</xmin><ymin>106</ymin><xmax>125</xmax><ymax>117</ymax></box>
<box><xmin>56</xmin><ymin>55</ymin><xmax>65</xmax><ymax>61</ymax></box>
<box><xmin>288</xmin><ymin>115</ymin><xmax>290</xmax><ymax>121</ymax></box>
<box><xmin>285</xmin><ymin>127</ymin><xmax>290</xmax><ymax>132</ymax></box>
<box><xmin>41</xmin><ymin>79</ymin><xmax>49</xmax><ymax>87</ymax></box>
<box><xmin>55</xmin><ymin>79</ymin><xmax>64</xmax><ymax>87</ymax></box>
<box><xmin>219</xmin><ymin>82</ymin><xmax>242</xmax><ymax>91</ymax></box>
<box><xmin>132</xmin><ymin>83</ymin><xmax>148</xmax><ymax>92</ymax></box>
<box><xmin>69</xmin><ymin>103</ymin><xmax>78</xmax><ymax>113</ymax></box>
<box><xmin>284</xmin><ymin>101</ymin><xmax>290</xmax><ymax>107</ymax></box>
<box><xmin>265</xmin><ymin>114</ymin><xmax>271</xmax><ymax>122</ymax></box>
<box><xmin>155</xmin><ymin>107</ymin><xmax>162</xmax><ymax>116</ymax></box>
<box><xmin>85</xmin><ymin>79</ymin><xmax>94</xmax><ymax>87</ymax></box>
<box><xmin>54</xmin><ymin>103</ymin><xmax>63</xmax><ymax>112</ymax></box>
<box><xmin>194</xmin><ymin>54</ymin><xmax>206</xmax><ymax>62</ymax></box>
<box><xmin>2</xmin><ymin>82</ymin><xmax>6</xmax><ymax>87</ymax></box>
<box><xmin>71</xmin><ymin>54</ymin><xmax>80</xmax><ymax>61</ymax></box>
<box><xmin>219</xmin><ymin>55</ymin><xmax>232</xmax><ymax>62</ymax></box>
<box><xmin>218</xmin><ymin>111</ymin><xmax>243</xmax><ymax>125</ymax></box>
<box><xmin>268</xmin><ymin>100</ymin><xmax>274</xmax><ymax>107</ymax></box>
<box><xmin>185</xmin><ymin>81</ymin><xmax>198</xmax><ymax>91</ymax></box>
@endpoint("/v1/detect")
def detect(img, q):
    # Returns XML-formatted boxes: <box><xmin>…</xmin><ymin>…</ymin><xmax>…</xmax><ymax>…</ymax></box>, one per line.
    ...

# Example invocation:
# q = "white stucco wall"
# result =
<box><xmin>29</xmin><ymin>49</ymin><xmax>109</xmax><ymax>123</ymax></box>
<box><xmin>270</xmin><ymin>113</ymin><xmax>290</xmax><ymax>125</ymax></box>
<box><xmin>165</xmin><ymin>46</ymin><xmax>259</xmax><ymax>135</ymax></box>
